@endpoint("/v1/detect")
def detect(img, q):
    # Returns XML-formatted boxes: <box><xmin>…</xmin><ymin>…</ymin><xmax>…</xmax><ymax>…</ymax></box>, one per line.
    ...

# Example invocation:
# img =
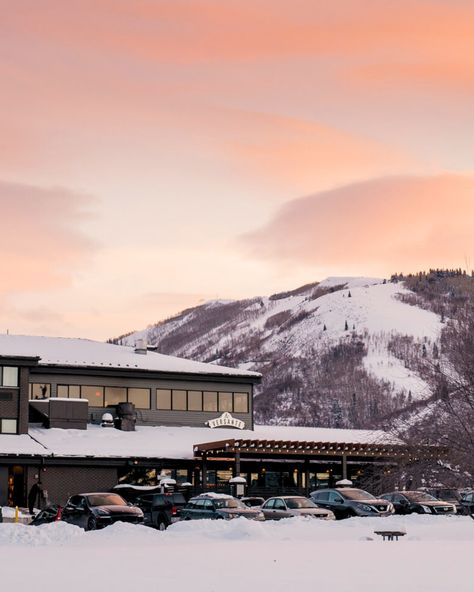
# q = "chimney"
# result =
<box><xmin>134</xmin><ymin>338</ymin><xmax>147</xmax><ymax>355</ymax></box>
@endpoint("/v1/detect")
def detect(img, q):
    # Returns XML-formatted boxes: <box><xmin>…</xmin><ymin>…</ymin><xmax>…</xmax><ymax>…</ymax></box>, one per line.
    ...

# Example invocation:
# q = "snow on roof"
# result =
<box><xmin>0</xmin><ymin>334</ymin><xmax>260</xmax><ymax>379</ymax></box>
<box><xmin>0</xmin><ymin>433</ymin><xmax>47</xmax><ymax>456</ymax></box>
<box><xmin>16</xmin><ymin>423</ymin><xmax>401</xmax><ymax>460</ymax></box>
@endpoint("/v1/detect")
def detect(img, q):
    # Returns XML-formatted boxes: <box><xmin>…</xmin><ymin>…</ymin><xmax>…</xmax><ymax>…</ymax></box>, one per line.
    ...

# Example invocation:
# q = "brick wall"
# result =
<box><xmin>38</xmin><ymin>466</ymin><xmax>119</xmax><ymax>506</ymax></box>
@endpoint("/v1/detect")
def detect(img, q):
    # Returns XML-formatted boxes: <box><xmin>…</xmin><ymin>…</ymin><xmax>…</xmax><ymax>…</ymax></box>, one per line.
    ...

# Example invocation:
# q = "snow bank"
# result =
<box><xmin>2</xmin><ymin>517</ymin><xmax>473</xmax><ymax>592</ymax></box>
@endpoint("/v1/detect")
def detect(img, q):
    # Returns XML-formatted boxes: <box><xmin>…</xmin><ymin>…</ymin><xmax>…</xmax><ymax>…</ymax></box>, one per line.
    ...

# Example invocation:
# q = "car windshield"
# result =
<box><xmin>87</xmin><ymin>494</ymin><xmax>127</xmax><ymax>507</ymax></box>
<box><xmin>285</xmin><ymin>498</ymin><xmax>317</xmax><ymax>509</ymax></box>
<box><xmin>340</xmin><ymin>489</ymin><xmax>376</xmax><ymax>501</ymax></box>
<box><xmin>404</xmin><ymin>492</ymin><xmax>437</xmax><ymax>502</ymax></box>
<box><xmin>214</xmin><ymin>499</ymin><xmax>246</xmax><ymax>509</ymax></box>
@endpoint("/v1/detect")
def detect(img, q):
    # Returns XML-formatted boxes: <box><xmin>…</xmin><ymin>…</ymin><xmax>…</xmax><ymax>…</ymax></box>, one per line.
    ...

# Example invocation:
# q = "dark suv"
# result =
<box><xmin>381</xmin><ymin>491</ymin><xmax>456</xmax><ymax>515</ymax></box>
<box><xmin>61</xmin><ymin>492</ymin><xmax>144</xmax><ymax>530</ymax></box>
<box><xmin>135</xmin><ymin>493</ymin><xmax>187</xmax><ymax>530</ymax></box>
<box><xmin>310</xmin><ymin>488</ymin><xmax>394</xmax><ymax>519</ymax></box>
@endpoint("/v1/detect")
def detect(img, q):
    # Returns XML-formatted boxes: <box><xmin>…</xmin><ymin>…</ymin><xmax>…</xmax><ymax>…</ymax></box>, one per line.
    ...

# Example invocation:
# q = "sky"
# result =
<box><xmin>1</xmin><ymin>0</ymin><xmax>473</xmax><ymax>340</ymax></box>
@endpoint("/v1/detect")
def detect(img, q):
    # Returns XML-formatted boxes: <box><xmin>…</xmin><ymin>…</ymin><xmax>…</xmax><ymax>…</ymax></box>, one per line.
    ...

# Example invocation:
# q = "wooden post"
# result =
<box><xmin>342</xmin><ymin>454</ymin><xmax>348</xmax><ymax>480</ymax></box>
<box><xmin>304</xmin><ymin>459</ymin><xmax>310</xmax><ymax>496</ymax></box>
<box><xmin>234</xmin><ymin>451</ymin><xmax>241</xmax><ymax>477</ymax></box>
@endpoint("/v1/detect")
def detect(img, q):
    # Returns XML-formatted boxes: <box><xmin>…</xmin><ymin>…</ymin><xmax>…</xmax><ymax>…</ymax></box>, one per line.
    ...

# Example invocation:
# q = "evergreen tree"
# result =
<box><xmin>344</xmin><ymin>320</ymin><xmax>349</xmax><ymax>331</ymax></box>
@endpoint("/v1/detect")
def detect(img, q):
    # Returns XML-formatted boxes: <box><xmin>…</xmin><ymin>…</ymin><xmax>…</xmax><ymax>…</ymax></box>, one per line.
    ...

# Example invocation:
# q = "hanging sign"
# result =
<box><xmin>206</xmin><ymin>412</ymin><xmax>245</xmax><ymax>430</ymax></box>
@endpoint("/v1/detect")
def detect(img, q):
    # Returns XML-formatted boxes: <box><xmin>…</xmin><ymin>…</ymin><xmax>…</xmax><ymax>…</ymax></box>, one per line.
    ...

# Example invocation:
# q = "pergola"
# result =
<box><xmin>193</xmin><ymin>437</ymin><xmax>445</xmax><ymax>483</ymax></box>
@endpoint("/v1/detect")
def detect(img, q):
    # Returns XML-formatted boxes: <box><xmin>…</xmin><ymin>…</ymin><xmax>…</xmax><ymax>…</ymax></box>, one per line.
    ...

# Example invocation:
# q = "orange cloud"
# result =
<box><xmin>222</xmin><ymin>110</ymin><xmax>415</xmax><ymax>193</ymax></box>
<box><xmin>0</xmin><ymin>181</ymin><xmax>96</xmax><ymax>291</ymax></box>
<box><xmin>243</xmin><ymin>174</ymin><xmax>474</xmax><ymax>273</ymax></box>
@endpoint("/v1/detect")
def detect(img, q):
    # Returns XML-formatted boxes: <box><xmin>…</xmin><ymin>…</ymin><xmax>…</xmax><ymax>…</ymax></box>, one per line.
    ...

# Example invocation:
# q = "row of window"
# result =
<box><xmin>156</xmin><ymin>389</ymin><xmax>249</xmax><ymax>413</ymax></box>
<box><xmin>0</xmin><ymin>366</ymin><xmax>19</xmax><ymax>388</ymax></box>
<box><xmin>30</xmin><ymin>384</ymin><xmax>151</xmax><ymax>409</ymax></box>
<box><xmin>0</xmin><ymin>418</ymin><xmax>17</xmax><ymax>434</ymax></box>
<box><xmin>29</xmin><ymin>383</ymin><xmax>249</xmax><ymax>413</ymax></box>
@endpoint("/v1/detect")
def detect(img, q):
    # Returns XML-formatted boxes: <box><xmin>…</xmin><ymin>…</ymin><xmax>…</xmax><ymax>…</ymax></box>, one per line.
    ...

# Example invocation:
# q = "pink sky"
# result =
<box><xmin>0</xmin><ymin>1</ymin><xmax>473</xmax><ymax>339</ymax></box>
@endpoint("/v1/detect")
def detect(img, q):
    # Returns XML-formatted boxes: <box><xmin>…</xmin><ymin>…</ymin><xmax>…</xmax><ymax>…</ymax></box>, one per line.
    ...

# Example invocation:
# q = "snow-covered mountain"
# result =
<box><xmin>114</xmin><ymin>277</ymin><xmax>443</xmax><ymax>428</ymax></box>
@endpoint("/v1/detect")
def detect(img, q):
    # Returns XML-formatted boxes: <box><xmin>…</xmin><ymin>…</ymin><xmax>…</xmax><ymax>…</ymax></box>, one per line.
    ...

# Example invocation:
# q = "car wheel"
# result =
<box><xmin>157</xmin><ymin>519</ymin><xmax>167</xmax><ymax>531</ymax></box>
<box><xmin>86</xmin><ymin>516</ymin><xmax>97</xmax><ymax>531</ymax></box>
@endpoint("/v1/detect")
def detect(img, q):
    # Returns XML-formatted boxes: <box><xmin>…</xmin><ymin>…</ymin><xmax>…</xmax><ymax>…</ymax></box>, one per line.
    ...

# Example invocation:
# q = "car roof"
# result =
<box><xmin>268</xmin><ymin>495</ymin><xmax>308</xmax><ymax>500</ymax></box>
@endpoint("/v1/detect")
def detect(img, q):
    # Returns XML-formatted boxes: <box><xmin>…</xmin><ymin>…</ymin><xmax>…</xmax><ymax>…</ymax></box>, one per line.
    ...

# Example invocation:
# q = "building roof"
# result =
<box><xmin>0</xmin><ymin>334</ymin><xmax>261</xmax><ymax>379</ymax></box>
<box><xmin>0</xmin><ymin>424</ymin><xmax>403</xmax><ymax>460</ymax></box>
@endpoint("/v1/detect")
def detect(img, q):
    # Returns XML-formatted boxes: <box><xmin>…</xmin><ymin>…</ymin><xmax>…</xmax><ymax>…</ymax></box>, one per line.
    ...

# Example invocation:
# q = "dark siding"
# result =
<box><xmin>39</xmin><ymin>466</ymin><xmax>118</xmax><ymax>505</ymax></box>
<box><xmin>30</xmin><ymin>372</ymin><xmax>254</xmax><ymax>429</ymax></box>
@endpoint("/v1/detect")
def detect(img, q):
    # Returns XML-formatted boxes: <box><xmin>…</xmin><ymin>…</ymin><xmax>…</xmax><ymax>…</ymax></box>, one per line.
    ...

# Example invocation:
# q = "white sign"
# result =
<box><xmin>206</xmin><ymin>412</ymin><xmax>245</xmax><ymax>430</ymax></box>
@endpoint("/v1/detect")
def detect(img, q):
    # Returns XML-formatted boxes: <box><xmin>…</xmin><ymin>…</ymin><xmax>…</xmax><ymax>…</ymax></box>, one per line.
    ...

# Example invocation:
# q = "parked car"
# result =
<box><xmin>61</xmin><ymin>492</ymin><xmax>144</xmax><ymax>530</ymax></box>
<box><xmin>30</xmin><ymin>504</ymin><xmax>63</xmax><ymax>526</ymax></box>
<box><xmin>381</xmin><ymin>491</ymin><xmax>456</xmax><ymax>515</ymax></box>
<box><xmin>241</xmin><ymin>496</ymin><xmax>265</xmax><ymax>508</ymax></box>
<box><xmin>135</xmin><ymin>492</ymin><xmax>187</xmax><ymax>530</ymax></box>
<box><xmin>180</xmin><ymin>493</ymin><xmax>265</xmax><ymax>521</ymax></box>
<box><xmin>310</xmin><ymin>488</ymin><xmax>394</xmax><ymax>519</ymax></box>
<box><xmin>261</xmin><ymin>496</ymin><xmax>335</xmax><ymax>520</ymax></box>
<box><xmin>458</xmin><ymin>491</ymin><xmax>474</xmax><ymax>516</ymax></box>
<box><xmin>420</xmin><ymin>488</ymin><xmax>463</xmax><ymax>514</ymax></box>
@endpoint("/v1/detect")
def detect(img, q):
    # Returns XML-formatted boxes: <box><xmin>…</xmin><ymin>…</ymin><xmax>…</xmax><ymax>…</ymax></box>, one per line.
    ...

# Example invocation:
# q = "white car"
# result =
<box><xmin>261</xmin><ymin>496</ymin><xmax>335</xmax><ymax>520</ymax></box>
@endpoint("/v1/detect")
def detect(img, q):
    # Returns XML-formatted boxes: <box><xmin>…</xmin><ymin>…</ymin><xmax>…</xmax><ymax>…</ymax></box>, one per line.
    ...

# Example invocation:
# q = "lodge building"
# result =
<box><xmin>0</xmin><ymin>334</ymin><xmax>420</xmax><ymax>508</ymax></box>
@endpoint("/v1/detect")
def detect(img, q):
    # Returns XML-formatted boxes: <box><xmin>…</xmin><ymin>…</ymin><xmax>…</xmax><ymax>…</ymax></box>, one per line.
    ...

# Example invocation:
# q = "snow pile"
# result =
<box><xmin>1</xmin><ymin>517</ymin><xmax>473</xmax><ymax>592</ymax></box>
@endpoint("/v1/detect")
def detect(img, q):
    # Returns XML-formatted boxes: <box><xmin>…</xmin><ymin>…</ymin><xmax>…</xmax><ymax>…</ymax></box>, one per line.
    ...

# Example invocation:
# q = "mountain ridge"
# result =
<box><xmin>111</xmin><ymin>276</ymin><xmax>445</xmax><ymax>429</ymax></box>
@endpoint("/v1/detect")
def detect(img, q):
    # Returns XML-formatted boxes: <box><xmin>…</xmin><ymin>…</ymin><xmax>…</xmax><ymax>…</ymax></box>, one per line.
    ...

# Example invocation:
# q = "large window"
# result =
<box><xmin>128</xmin><ymin>388</ymin><xmax>150</xmax><ymax>409</ymax></box>
<box><xmin>156</xmin><ymin>389</ymin><xmax>171</xmax><ymax>410</ymax></box>
<box><xmin>157</xmin><ymin>389</ymin><xmax>250</xmax><ymax>413</ymax></box>
<box><xmin>29</xmin><ymin>383</ymin><xmax>51</xmax><ymax>400</ymax></box>
<box><xmin>172</xmin><ymin>390</ymin><xmax>187</xmax><ymax>411</ymax></box>
<box><xmin>218</xmin><ymin>392</ymin><xmax>233</xmax><ymax>412</ymax></box>
<box><xmin>234</xmin><ymin>392</ymin><xmax>249</xmax><ymax>413</ymax></box>
<box><xmin>0</xmin><ymin>419</ymin><xmax>17</xmax><ymax>434</ymax></box>
<box><xmin>81</xmin><ymin>386</ymin><xmax>105</xmax><ymax>407</ymax></box>
<box><xmin>57</xmin><ymin>385</ymin><xmax>150</xmax><ymax>409</ymax></box>
<box><xmin>105</xmin><ymin>387</ymin><xmax>127</xmax><ymax>407</ymax></box>
<box><xmin>1</xmin><ymin>366</ymin><xmax>18</xmax><ymax>387</ymax></box>
<box><xmin>203</xmin><ymin>391</ymin><xmax>218</xmax><ymax>412</ymax></box>
<box><xmin>188</xmin><ymin>390</ymin><xmax>202</xmax><ymax>411</ymax></box>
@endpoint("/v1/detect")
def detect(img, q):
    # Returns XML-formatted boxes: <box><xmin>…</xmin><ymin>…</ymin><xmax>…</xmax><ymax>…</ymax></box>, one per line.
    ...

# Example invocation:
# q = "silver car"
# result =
<box><xmin>261</xmin><ymin>496</ymin><xmax>335</xmax><ymax>520</ymax></box>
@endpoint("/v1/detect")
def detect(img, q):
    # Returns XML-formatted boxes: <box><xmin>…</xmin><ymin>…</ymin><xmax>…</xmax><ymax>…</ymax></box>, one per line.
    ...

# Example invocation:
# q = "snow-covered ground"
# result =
<box><xmin>0</xmin><ymin>515</ymin><xmax>471</xmax><ymax>592</ymax></box>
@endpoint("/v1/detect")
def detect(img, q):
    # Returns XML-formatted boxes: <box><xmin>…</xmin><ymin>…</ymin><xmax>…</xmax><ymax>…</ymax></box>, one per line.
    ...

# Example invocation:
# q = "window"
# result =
<box><xmin>273</xmin><ymin>499</ymin><xmax>286</xmax><ymax>510</ymax></box>
<box><xmin>81</xmin><ymin>386</ymin><xmax>104</xmax><ymax>407</ymax></box>
<box><xmin>29</xmin><ymin>383</ymin><xmax>51</xmax><ymax>400</ymax></box>
<box><xmin>2</xmin><ymin>367</ymin><xmax>18</xmax><ymax>387</ymax></box>
<box><xmin>313</xmin><ymin>491</ymin><xmax>329</xmax><ymax>502</ymax></box>
<box><xmin>57</xmin><ymin>385</ymin><xmax>68</xmax><ymax>398</ymax></box>
<box><xmin>203</xmin><ymin>391</ymin><xmax>218</xmax><ymax>412</ymax></box>
<box><xmin>128</xmin><ymin>388</ymin><xmax>150</xmax><ymax>409</ymax></box>
<box><xmin>104</xmin><ymin>387</ymin><xmax>127</xmax><ymax>407</ymax></box>
<box><xmin>188</xmin><ymin>390</ymin><xmax>202</xmax><ymax>411</ymax></box>
<box><xmin>172</xmin><ymin>390</ymin><xmax>187</xmax><ymax>411</ymax></box>
<box><xmin>218</xmin><ymin>392</ymin><xmax>233</xmax><ymax>412</ymax></box>
<box><xmin>0</xmin><ymin>419</ymin><xmax>17</xmax><ymax>434</ymax></box>
<box><xmin>57</xmin><ymin>385</ymin><xmax>82</xmax><ymax>399</ymax></box>
<box><xmin>156</xmin><ymin>389</ymin><xmax>171</xmax><ymax>410</ymax></box>
<box><xmin>234</xmin><ymin>392</ymin><xmax>248</xmax><ymax>413</ymax></box>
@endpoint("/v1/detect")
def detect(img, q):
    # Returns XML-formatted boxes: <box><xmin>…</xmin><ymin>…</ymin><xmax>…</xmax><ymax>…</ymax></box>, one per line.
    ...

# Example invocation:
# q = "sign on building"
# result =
<box><xmin>206</xmin><ymin>412</ymin><xmax>245</xmax><ymax>430</ymax></box>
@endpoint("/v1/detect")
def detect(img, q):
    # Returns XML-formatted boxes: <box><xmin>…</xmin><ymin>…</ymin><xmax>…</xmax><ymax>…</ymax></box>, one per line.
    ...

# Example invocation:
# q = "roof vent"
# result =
<box><xmin>134</xmin><ymin>338</ymin><xmax>147</xmax><ymax>355</ymax></box>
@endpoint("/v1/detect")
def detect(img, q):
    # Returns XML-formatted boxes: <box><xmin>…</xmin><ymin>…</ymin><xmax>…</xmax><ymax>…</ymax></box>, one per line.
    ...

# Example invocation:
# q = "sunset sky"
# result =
<box><xmin>1</xmin><ymin>1</ymin><xmax>473</xmax><ymax>339</ymax></box>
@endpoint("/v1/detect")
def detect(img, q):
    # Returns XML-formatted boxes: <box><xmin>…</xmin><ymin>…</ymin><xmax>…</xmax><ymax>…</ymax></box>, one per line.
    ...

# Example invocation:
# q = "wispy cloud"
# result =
<box><xmin>243</xmin><ymin>174</ymin><xmax>474</xmax><ymax>274</ymax></box>
<box><xmin>0</xmin><ymin>180</ymin><xmax>97</xmax><ymax>292</ymax></box>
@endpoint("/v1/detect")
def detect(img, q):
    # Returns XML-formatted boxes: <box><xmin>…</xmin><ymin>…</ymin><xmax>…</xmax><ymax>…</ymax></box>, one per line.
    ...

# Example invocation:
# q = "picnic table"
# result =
<box><xmin>374</xmin><ymin>530</ymin><xmax>407</xmax><ymax>541</ymax></box>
